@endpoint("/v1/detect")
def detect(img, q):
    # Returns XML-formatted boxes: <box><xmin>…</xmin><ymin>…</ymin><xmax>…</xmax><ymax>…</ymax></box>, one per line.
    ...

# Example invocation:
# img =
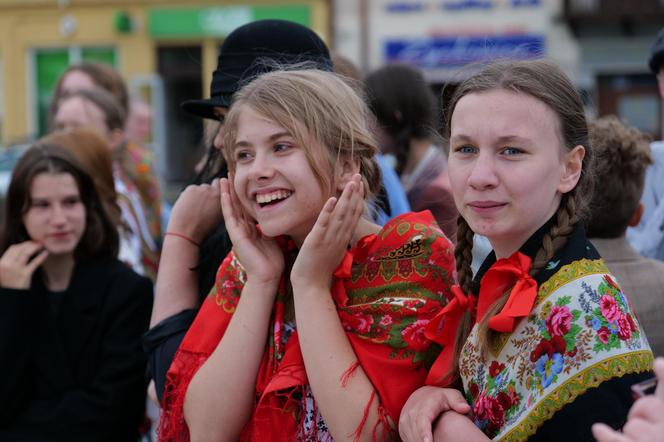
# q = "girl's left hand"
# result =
<box><xmin>399</xmin><ymin>386</ymin><xmax>471</xmax><ymax>442</ymax></box>
<box><xmin>592</xmin><ymin>357</ymin><xmax>664</xmax><ymax>442</ymax></box>
<box><xmin>291</xmin><ymin>174</ymin><xmax>364</xmax><ymax>290</ymax></box>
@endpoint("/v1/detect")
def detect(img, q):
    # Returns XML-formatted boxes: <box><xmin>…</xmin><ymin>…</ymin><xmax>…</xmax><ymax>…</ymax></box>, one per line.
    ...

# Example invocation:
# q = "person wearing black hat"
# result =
<box><xmin>144</xmin><ymin>19</ymin><xmax>357</xmax><ymax>405</ymax></box>
<box><xmin>627</xmin><ymin>27</ymin><xmax>664</xmax><ymax>262</ymax></box>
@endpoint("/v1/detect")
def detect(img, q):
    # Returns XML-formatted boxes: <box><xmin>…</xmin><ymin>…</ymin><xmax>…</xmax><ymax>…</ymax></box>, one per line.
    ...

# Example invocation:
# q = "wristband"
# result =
<box><xmin>164</xmin><ymin>232</ymin><xmax>200</xmax><ymax>247</ymax></box>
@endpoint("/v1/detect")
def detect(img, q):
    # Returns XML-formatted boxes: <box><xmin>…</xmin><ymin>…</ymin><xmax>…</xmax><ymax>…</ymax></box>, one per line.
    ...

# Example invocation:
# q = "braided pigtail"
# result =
<box><xmin>443</xmin><ymin>216</ymin><xmax>476</xmax><ymax>383</ymax></box>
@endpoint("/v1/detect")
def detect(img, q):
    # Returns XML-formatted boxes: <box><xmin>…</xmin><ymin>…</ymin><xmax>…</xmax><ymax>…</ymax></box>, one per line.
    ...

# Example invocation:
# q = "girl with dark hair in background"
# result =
<box><xmin>0</xmin><ymin>143</ymin><xmax>152</xmax><ymax>441</ymax></box>
<box><xmin>365</xmin><ymin>64</ymin><xmax>457</xmax><ymax>241</ymax></box>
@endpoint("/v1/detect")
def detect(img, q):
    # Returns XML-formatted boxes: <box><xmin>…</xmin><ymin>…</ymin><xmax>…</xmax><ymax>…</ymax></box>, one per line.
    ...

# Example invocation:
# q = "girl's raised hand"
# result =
<box><xmin>220</xmin><ymin>176</ymin><xmax>284</xmax><ymax>284</ymax></box>
<box><xmin>399</xmin><ymin>386</ymin><xmax>471</xmax><ymax>442</ymax></box>
<box><xmin>0</xmin><ymin>241</ymin><xmax>49</xmax><ymax>289</ymax></box>
<box><xmin>291</xmin><ymin>174</ymin><xmax>364</xmax><ymax>290</ymax></box>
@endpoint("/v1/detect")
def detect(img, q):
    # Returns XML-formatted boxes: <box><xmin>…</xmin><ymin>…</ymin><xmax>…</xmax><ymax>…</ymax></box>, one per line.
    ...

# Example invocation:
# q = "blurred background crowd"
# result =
<box><xmin>0</xmin><ymin>0</ymin><xmax>662</xmax><ymax>201</ymax></box>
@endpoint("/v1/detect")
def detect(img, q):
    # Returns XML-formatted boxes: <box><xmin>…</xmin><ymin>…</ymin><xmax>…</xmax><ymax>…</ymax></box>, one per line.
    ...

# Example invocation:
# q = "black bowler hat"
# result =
<box><xmin>181</xmin><ymin>19</ymin><xmax>333</xmax><ymax>120</ymax></box>
<box><xmin>649</xmin><ymin>27</ymin><xmax>664</xmax><ymax>74</ymax></box>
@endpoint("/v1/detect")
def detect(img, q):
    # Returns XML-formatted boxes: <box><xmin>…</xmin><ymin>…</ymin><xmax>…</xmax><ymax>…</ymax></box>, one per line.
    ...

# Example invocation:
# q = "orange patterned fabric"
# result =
<box><xmin>159</xmin><ymin>211</ymin><xmax>455</xmax><ymax>441</ymax></box>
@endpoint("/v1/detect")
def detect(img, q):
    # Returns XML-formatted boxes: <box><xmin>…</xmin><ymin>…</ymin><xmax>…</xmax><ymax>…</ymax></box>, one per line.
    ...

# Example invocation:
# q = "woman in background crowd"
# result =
<box><xmin>0</xmin><ymin>142</ymin><xmax>152</xmax><ymax>441</ymax></box>
<box><xmin>365</xmin><ymin>63</ymin><xmax>457</xmax><ymax>241</ymax></box>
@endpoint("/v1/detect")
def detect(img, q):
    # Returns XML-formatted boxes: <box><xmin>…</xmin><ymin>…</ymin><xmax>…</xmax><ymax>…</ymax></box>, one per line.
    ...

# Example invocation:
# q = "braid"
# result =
<box><xmin>440</xmin><ymin>216</ymin><xmax>475</xmax><ymax>384</ymax></box>
<box><xmin>530</xmin><ymin>192</ymin><xmax>578</xmax><ymax>274</ymax></box>
<box><xmin>455</xmin><ymin>216</ymin><xmax>475</xmax><ymax>294</ymax></box>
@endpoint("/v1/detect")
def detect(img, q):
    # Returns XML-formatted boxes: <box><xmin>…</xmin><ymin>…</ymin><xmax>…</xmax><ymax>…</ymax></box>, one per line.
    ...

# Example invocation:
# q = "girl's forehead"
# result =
<box><xmin>29</xmin><ymin>172</ymin><xmax>80</xmax><ymax>195</ymax></box>
<box><xmin>452</xmin><ymin>89</ymin><xmax>560</xmax><ymax>136</ymax></box>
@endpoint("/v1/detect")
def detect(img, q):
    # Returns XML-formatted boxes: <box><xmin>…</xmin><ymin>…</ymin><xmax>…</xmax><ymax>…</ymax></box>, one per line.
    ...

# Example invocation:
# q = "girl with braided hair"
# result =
<box><xmin>159</xmin><ymin>69</ymin><xmax>456</xmax><ymax>441</ymax></box>
<box><xmin>398</xmin><ymin>60</ymin><xmax>654</xmax><ymax>442</ymax></box>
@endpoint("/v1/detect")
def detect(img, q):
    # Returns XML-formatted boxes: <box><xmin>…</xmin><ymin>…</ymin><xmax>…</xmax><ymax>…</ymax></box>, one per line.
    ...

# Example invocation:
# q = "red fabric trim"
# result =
<box><xmin>340</xmin><ymin>360</ymin><xmax>361</xmax><ymax>387</ymax></box>
<box><xmin>352</xmin><ymin>390</ymin><xmax>376</xmax><ymax>442</ymax></box>
<box><xmin>424</xmin><ymin>284</ymin><xmax>476</xmax><ymax>386</ymax></box>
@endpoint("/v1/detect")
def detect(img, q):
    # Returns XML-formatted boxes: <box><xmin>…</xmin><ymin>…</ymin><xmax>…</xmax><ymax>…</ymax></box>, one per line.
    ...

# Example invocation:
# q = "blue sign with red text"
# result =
<box><xmin>385</xmin><ymin>35</ymin><xmax>545</xmax><ymax>67</ymax></box>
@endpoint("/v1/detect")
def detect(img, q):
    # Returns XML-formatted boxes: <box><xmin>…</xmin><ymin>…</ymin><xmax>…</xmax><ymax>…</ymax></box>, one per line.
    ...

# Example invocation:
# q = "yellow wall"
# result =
<box><xmin>0</xmin><ymin>0</ymin><xmax>330</xmax><ymax>145</ymax></box>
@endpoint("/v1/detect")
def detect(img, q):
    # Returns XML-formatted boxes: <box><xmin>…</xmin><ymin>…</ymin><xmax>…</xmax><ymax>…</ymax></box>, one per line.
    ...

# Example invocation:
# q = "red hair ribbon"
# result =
<box><xmin>477</xmin><ymin>252</ymin><xmax>538</xmax><ymax>332</ymax></box>
<box><xmin>424</xmin><ymin>284</ymin><xmax>476</xmax><ymax>386</ymax></box>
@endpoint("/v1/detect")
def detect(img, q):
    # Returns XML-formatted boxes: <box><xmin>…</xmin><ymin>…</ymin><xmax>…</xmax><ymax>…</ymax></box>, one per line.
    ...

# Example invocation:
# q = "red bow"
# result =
<box><xmin>424</xmin><ymin>284</ymin><xmax>476</xmax><ymax>386</ymax></box>
<box><xmin>477</xmin><ymin>252</ymin><xmax>538</xmax><ymax>333</ymax></box>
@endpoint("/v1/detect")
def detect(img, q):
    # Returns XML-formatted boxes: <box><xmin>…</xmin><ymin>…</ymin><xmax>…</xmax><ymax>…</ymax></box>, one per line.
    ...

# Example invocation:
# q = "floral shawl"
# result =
<box><xmin>458</xmin><ymin>222</ymin><xmax>653</xmax><ymax>441</ymax></box>
<box><xmin>159</xmin><ymin>211</ymin><xmax>455</xmax><ymax>441</ymax></box>
<box><xmin>115</xmin><ymin>140</ymin><xmax>162</xmax><ymax>247</ymax></box>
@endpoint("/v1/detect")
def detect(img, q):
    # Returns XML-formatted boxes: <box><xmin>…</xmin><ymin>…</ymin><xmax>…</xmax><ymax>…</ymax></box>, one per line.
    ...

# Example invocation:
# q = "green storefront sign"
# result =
<box><xmin>148</xmin><ymin>5</ymin><xmax>311</xmax><ymax>38</ymax></box>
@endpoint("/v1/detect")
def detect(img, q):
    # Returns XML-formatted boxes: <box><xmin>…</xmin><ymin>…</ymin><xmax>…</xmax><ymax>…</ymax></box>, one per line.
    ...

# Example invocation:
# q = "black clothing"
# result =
<box><xmin>0</xmin><ymin>258</ymin><xmax>153</xmax><ymax>442</ymax></box>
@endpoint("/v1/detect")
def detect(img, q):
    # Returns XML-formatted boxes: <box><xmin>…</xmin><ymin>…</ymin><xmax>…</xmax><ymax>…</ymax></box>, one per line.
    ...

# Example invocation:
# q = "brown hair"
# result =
<box><xmin>365</xmin><ymin>64</ymin><xmax>439</xmax><ymax>176</ymax></box>
<box><xmin>223</xmin><ymin>69</ymin><xmax>381</xmax><ymax>202</ymax></box>
<box><xmin>56</xmin><ymin>88</ymin><xmax>127</xmax><ymax>133</ymax></box>
<box><xmin>586</xmin><ymin>115</ymin><xmax>652</xmax><ymax>238</ymax></box>
<box><xmin>41</xmin><ymin>128</ymin><xmax>122</xmax><ymax>229</ymax></box>
<box><xmin>445</xmin><ymin>60</ymin><xmax>594</xmax><ymax>381</ymax></box>
<box><xmin>0</xmin><ymin>143</ymin><xmax>119</xmax><ymax>260</ymax></box>
<box><xmin>50</xmin><ymin>62</ymin><xmax>129</xmax><ymax>116</ymax></box>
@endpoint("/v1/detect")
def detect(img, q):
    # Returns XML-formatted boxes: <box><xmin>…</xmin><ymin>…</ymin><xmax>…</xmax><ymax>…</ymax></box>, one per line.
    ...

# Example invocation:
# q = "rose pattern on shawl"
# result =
<box><xmin>528</xmin><ymin>297</ymin><xmax>582</xmax><ymax>392</ymax></box>
<box><xmin>600</xmin><ymin>295</ymin><xmax>621</xmax><ymax>323</ymax></box>
<box><xmin>459</xmin><ymin>260</ymin><xmax>652</xmax><ymax>442</ymax></box>
<box><xmin>379</xmin><ymin>315</ymin><xmax>393</xmax><ymax>327</ymax></box>
<box><xmin>545</xmin><ymin>305</ymin><xmax>572</xmax><ymax>336</ymax></box>
<box><xmin>466</xmin><ymin>360</ymin><xmax>522</xmax><ymax>439</ymax></box>
<box><xmin>401</xmin><ymin>319</ymin><xmax>431</xmax><ymax>351</ymax></box>
<box><xmin>589</xmin><ymin>275</ymin><xmax>641</xmax><ymax>352</ymax></box>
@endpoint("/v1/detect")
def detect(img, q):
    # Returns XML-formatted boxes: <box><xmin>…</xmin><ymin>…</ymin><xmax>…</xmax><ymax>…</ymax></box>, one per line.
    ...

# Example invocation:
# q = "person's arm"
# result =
<box><xmin>291</xmin><ymin>175</ymin><xmax>387</xmax><ymax>440</ymax></box>
<box><xmin>183</xmin><ymin>278</ymin><xmax>279</xmax><ymax>441</ymax></box>
<box><xmin>0</xmin><ymin>241</ymin><xmax>50</xmax><ymax>425</ymax></box>
<box><xmin>432</xmin><ymin>410</ymin><xmax>489</xmax><ymax>442</ymax></box>
<box><xmin>294</xmin><ymin>285</ymin><xmax>383</xmax><ymax>440</ymax></box>
<box><xmin>150</xmin><ymin>180</ymin><xmax>223</xmax><ymax>326</ymax></box>
<box><xmin>398</xmin><ymin>386</ymin><xmax>471</xmax><ymax>442</ymax></box>
<box><xmin>11</xmin><ymin>271</ymin><xmax>153</xmax><ymax>435</ymax></box>
<box><xmin>183</xmin><ymin>177</ymin><xmax>284</xmax><ymax>441</ymax></box>
<box><xmin>143</xmin><ymin>309</ymin><xmax>198</xmax><ymax>403</ymax></box>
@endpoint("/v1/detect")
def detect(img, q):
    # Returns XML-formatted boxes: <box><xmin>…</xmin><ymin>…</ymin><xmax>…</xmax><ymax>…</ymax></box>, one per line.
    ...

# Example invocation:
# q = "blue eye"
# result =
<box><xmin>502</xmin><ymin>147</ymin><xmax>524</xmax><ymax>156</ymax></box>
<box><xmin>455</xmin><ymin>145</ymin><xmax>477</xmax><ymax>154</ymax></box>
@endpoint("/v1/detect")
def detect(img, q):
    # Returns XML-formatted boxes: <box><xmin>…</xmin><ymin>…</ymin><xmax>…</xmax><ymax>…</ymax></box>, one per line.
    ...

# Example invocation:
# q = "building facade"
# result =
<box><xmin>0</xmin><ymin>0</ymin><xmax>330</xmax><ymax>189</ymax></box>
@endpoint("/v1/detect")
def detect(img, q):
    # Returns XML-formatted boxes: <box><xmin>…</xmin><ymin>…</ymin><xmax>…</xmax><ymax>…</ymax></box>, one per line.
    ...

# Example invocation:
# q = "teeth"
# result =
<box><xmin>256</xmin><ymin>190</ymin><xmax>292</xmax><ymax>204</ymax></box>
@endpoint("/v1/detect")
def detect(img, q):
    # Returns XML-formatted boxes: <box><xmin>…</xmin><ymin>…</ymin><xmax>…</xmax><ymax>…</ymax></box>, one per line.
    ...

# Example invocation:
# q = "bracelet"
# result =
<box><xmin>164</xmin><ymin>232</ymin><xmax>200</xmax><ymax>247</ymax></box>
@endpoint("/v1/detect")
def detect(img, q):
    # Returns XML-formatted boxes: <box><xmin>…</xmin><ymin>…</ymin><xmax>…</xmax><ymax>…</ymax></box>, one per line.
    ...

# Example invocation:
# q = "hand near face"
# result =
<box><xmin>0</xmin><ymin>241</ymin><xmax>49</xmax><ymax>289</ymax></box>
<box><xmin>592</xmin><ymin>357</ymin><xmax>664</xmax><ymax>442</ymax></box>
<box><xmin>220</xmin><ymin>176</ymin><xmax>284</xmax><ymax>285</ymax></box>
<box><xmin>167</xmin><ymin>178</ymin><xmax>223</xmax><ymax>244</ymax></box>
<box><xmin>290</xmin><ymin>174</ymin><xmax>364</xmax><ymax>290</ymax></box>
<box><xmin>398</xmin><ymin>386</ymin><xmax>471</xmax><ymax>442</ymax></box>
